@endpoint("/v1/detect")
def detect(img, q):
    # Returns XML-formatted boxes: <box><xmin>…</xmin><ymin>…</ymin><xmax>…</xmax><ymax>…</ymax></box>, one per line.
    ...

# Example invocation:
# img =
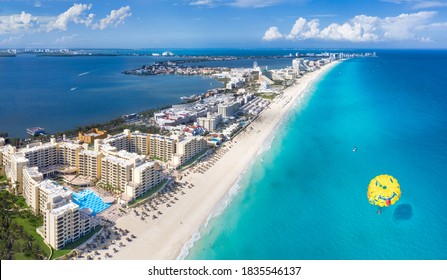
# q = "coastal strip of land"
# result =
<box><xmin>109</xmin><ymin>60</ymin><xmax>341</xmax><ymax>260</ymax></box>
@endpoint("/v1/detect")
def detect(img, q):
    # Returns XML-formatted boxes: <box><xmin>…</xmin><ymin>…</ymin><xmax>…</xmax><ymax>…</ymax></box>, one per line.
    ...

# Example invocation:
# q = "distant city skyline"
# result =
<box><xmin>1</xmin><ymin>0</ymin><xmax>447</xmax><ymax>49</ymax></box>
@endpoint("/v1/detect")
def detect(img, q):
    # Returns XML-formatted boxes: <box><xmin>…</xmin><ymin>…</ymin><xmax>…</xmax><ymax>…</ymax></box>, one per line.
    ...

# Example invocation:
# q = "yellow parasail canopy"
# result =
<box><xmin>367</xmin><ymin>174</ymin><xmax>401</xmax><ymax>207</ymax></box>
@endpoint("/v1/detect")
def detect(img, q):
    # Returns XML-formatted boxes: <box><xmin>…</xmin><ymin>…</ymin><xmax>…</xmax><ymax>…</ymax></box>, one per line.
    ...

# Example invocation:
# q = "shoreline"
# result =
<box><xmin>98</xmin><ymin>61</ymin><xmax>342</xmax><ymax>260</ymax></box>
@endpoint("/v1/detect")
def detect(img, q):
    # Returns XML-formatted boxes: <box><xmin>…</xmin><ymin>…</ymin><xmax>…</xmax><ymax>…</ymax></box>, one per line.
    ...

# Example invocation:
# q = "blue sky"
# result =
<box><xmin>1</xmin><ymin>0</ymin><xmax>447</xmax><ymax>48</ymax></box>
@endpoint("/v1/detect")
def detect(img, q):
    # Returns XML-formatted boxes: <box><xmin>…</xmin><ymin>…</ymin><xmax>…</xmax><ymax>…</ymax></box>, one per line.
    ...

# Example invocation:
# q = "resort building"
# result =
<box><xmin>77</xmin><ymin>150</ymin><xmax>102</xmax><ymax>180</ymax></box>
<box><xmin>58</xmin><ymin>142</ymin><xmax>82</xmax><ymax>168</ymax></box>
<box><xmin>39</xmin><ymin>201</ymin><xmax>91</xmax><ymax>250</ymax></box>
<box><xmin>197</xmin><ymin>113</ymin><xmax>222</xmax><ymax>132</ymax></box>
<box><xmin>8</xmin><ymin>153</ymin><xmax>29</xmax><ymax>194</ymax></box>
<box><xmin>126</xmin><ymin>161</ymin><xmax>163</xmax><ymax>199</ymax></box>
<box><xmin>130</xmin><ymin>131</ymin><xmax>150</xmax><ymax>155</ymax></box>
<box><xmin>22</xmin><ymin>166</ymin><xmax>43</xmax><ymax>214</ymax></box>
<box><xmin>78</xmin><ymin>128</ymin><xmax>107</xmax><ymax>144</ymax></box>
<box><xmin>100</xmin><ymin>156</ymin><xmax>134</xmax><ymax>193</ymax></box>
<box><xmin>172</xmin><ymin>136</ymin><xmax>207</xmax><ymax>167</ymax></box>
<box><xmin>102</xmin><ymin>129</ymin><xmax>131</xmax><ymax>152</ymax></box>
<box><xmin>148</xmin><ymin>134</ymin><xmax>177</xmax><ymax>162</ymax></box>
<box><xmin>218</xmin><ymin>101</ymin><xmax>240</xmax><ymax>118</ymax></box>
<box><xmin>38</xmin><ymin>179</ymin><xmax>72</xmax><ymax>216</ymax></box>
<box><xmin>1</xmin><ymin>145</ymin><xmax>15</xmax><ymax>173</ymax></box>
<box><xmin>21</xmin><ymin>140</ymin><xmax>58</xmax><ymax>172</ymax></box>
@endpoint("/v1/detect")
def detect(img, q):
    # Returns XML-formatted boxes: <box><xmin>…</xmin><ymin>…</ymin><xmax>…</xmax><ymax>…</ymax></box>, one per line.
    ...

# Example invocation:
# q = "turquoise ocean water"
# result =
<box><xmin>186</xmin><ymin>50</ymin><xmax>447</xmax><ymax>260</ymax></box>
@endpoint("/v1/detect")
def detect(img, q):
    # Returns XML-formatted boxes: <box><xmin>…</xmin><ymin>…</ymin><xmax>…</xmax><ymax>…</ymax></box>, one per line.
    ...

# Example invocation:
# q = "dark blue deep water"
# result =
<box><xmin>0</xmin><ymin>55</ymin><xmax>222</xmax><ymax>137</ymax></box>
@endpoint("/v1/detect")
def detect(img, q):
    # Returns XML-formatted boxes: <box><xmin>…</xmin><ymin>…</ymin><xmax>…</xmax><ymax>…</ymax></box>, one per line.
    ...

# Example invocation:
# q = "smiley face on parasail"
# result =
<box><xmin>367</xmin><ymin>174</ymin><xmax>401</xmax><ymax>207</ymax></box>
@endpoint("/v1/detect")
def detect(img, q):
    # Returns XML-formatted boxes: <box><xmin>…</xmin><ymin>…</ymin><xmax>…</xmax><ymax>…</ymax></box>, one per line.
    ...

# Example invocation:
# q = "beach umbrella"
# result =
<box><xmin>367</xmin><ymin>174</ymin><xmax>401</xmax><ymax>207</ymax></box>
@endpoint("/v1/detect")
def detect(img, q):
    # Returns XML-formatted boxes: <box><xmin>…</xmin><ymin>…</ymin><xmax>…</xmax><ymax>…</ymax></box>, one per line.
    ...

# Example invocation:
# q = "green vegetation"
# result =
<box><xmin>0</xmin><ymin>175</ymin><xmax>8</xmax><ymax>185</ymax></box>
<box><xmin>150</xmin><ymin>156</ymin><xmax>165</xmax><ymax>162</ymax></box>
<box><xmin>51</xmin><ymin>226</ymin><xmax>102</xmax><ymax>260</ymax></box>
<box><xmin>0</xmin><ymin>191</ymin><xmax>50</xmax><ymax>259</ymax></box>
<box><xmin>256</xmin><ymin>92</ymin><xmax>277</xmax><ymax>100</ymax></box>
<box><xmin>128</xmin><ymin>179</ymin><xmax>168</xmax><ymax>207</ymax></box>
<box><xmin>97</xmin><ymin>183</ymin><xmax>123</xmax><ymax>194</ymax></box>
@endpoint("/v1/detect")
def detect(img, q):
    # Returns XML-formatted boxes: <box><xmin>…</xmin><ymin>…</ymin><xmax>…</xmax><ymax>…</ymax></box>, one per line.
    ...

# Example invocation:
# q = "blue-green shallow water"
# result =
<box><xmin>186</xmin><ymin>50</ymin><xmax>447</xmax><ymax>260</ymax></box>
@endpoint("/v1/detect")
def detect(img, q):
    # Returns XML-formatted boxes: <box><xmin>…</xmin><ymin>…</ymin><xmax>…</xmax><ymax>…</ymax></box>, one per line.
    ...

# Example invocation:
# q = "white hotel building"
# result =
<box><xmin>172</xmin><ymin>136</ymin><xmax>207</xmax><ymax>167</ymax></box>
<box><xmin>148</xmin><ymin>134</ymin><xmax>177</xmax><ymax>162</ymax></box>
<box><xmin>34</xmin><ymin>179</ymin><xmax>92</xmax><ymax>250</ymax></box>
<box><xmin>22</xmin><ymin>166</ymin><xmax>43</xmax><ymax>214</ymax></box>
<box><xmin>77</xmin><ymin>149</ymin><xmax>102</xmax><ymax>180</ymax></box>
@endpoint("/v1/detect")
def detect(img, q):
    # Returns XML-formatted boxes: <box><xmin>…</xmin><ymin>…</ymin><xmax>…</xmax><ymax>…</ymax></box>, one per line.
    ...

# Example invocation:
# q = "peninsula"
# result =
<box><xmin>0</xmin><ymin>52</ymin><xmax>373</xmax><ymax>260</ymax></box>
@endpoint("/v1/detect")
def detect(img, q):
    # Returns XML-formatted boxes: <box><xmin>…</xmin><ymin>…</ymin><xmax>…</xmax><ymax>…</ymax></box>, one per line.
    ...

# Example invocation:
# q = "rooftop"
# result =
<box><xmin>24</xmin><ymin>166</ymin><xmax>42</xmax><ymax>177</ymax></box>
<box><xmin>50</xmin><ymin>201</ymin><xmax>79</xmax><ymax>216</ymax></box>
<box><xmin>40</xmin><ymin>179</ymin><xmax>72</xmax><ymax>201</ymax></box>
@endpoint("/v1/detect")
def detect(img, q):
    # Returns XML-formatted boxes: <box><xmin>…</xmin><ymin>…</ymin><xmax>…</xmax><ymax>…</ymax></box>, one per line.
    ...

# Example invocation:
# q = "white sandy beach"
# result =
<box><xmin>108</xmin><ymin>61</ymin><xmax>341</xmax><ymax>260</ymax></box>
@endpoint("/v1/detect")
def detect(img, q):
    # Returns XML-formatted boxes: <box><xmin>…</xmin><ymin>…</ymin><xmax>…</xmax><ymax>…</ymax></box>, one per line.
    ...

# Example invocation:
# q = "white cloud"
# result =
<box><xmin>413</xmin><ymin>1</ymin><xmax>447</xmax><ymax>8</ymax></box>
<box><xmin>286</xmin><ymin>17</ymin><xmax>320</xmax><ymax>40</ymax></box>
<box><xmin>381</xmin><ymin>0</ymin><xmax>447</xmax><ymax>9</ymax></box>
<box><xmin>419</xmin><ymin>36</ymin><xmax>434</xmax><ymax>42</ymax></box>
<box><xmin>230</xmin><ymin>0</ymin><xmax>283</xmax><ymax>8</ymax></box>
<box><xmin>1</xmin><ymin>35</ymin><xmax>24</xmax><ymax>44</ymax></box>
<box><xmin>319</xmin><ymin>15</ymin><xmax>380</xmax><ymax>42</ymax></box>
<box><xmin>381</xmin><ymin>11</ymin><xmax>436</xmax><ymax>40</ymax></box>
<box><xmin>0</xmin><ymin>4</ymin><xmax>133</xmax><ymax>35</ymax></box>
<box><xmin>46</xmin><ymin>4</ymin><xmax>94</xmax><ymax>31</ymax></box>
<box><xmin>34</xmin><ymin>1</ymin><xmax>43</xmax><ymax>8</ymax></box>
<box><xmin>55</xmin><ymin>34</ymin><xmax>78</xmax><ymax>44</ymax></box>
<box><xmin>189</xmin><ymin>0</ymin><xmax>284</xmax><ymax>8</ymax></box>
<box><xmin>93</xmin><ymin>6</ymin><xmax>132</xmax><ymax>30</ymax></box>
<box><xmin>190</xmin><ymin>0</ymin><xmax>216</xmax><ymax>6</ymax></box>
<box><xmin>263</xmin><ymin>26</ymin><xmax>284</xmax><ymax>40</ymax></box>
<box><xmin>0</xmin><ymin>12</ymin><xmax>37</xmax><ymax>34</ymax></box>
<box><xmin>419</xmin><ymin>22</ymin><xmax>447</xmax><ymax>29</ymax></box>
<box><xmin>263</xmin><ymin>11</ymin><xmax>444</xmax><ymax>42</ymax></box>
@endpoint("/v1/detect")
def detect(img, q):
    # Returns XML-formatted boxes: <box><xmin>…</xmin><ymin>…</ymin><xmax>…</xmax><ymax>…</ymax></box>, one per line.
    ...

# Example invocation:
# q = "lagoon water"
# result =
<box><xmin>0</xmin><ymin>51</ymin><xmax>297</xmax><ymax>138</ymax></box>
<box><xmin>0</xmin><ymin>55</ymin><xmax>222</xmax><ymax>137</ymax></box>
<box><xmin>186</xmin><ymin>50</ymin><xmax>447</xmax><ymax>259</ymax></box>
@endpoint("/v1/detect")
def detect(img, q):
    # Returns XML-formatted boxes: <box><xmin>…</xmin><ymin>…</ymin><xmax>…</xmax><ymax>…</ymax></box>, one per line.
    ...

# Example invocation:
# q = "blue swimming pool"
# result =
<box><xmin>72</xmin><ymin>189</ymin><xmax>111</xmax><ymax>216</ymax></box>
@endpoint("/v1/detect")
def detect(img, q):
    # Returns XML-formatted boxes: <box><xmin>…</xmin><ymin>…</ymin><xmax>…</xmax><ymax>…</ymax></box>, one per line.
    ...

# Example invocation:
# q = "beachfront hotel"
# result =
<box><xmin>39</xmin><ymin>200</ymin><xmax>91</xmax><ymax>250</ymax></box>
<box><xmin>77</xmin><ymin>149</ymin><xmax>102</xmax><ymax>180</ymax></box>
<box><xmin>8</xmin><ymin>153</ymin><xmax>29</xmax><ymax>194</ymax></box>
<box><xmin>38</xmin><ymin>180</ymin><xmax>72</xmax><ymax>215</ymax></box>
<box><xmin>22</xmin><ymin>140</ymin><xmax>58</xmax><ymax>172</ymax></box>
<box><xmin>130</xmin><ymin>131</ymin><xmax>150</xmax><ymax>155</ymax></box>
<box><xmin>1</xmin><ymin>137</ymin><xmax>161</xmax><ymax>203</ymax></box>
<box><xmin>100</xmin><ymin>155</ymin><xmax>135</xmax><ymax>193</ymax></box>
<box><xmin>97</xmin><ymin>129</ymin><xmax>208</xmax><ymax>169</ymax></box>
<box><xmin>22</xmin><ymin>166</ymin><xmax>43</xmax><ymax>214</ymax></box>
<box><xmin>58</xmin><ymin>142</ymin><xmax>82</xmax><ymax>168</ymax></box>
<box><xmin>197</xmin><ymin>113</ymin><xmax>222</xmax><ymax>132</ymax></box>
<box><xmin>21</xmin><ymin>176</ymin><xmax>93</xmax><ymax>250</ymax></box>
<box><xmin>218</xmin><ymin>101</ymin><xmax>240</xmax><ymax>118</ymax></box>
<box><xmin>101</xmin><ymin>129</ymin><xmax>152</xmax><ymax>157</ymax></box>
<box><xmin>148</xmin><ymin>134</ymin><xmax>177</xmax><ymax>162</ymax></box>
<box><xmin>126</xmin><ymin>161</ymin><xmax>163</xmax><ymax>199</ymax></box>
<box><xmin>101</xmin><ymin>129</ymin><xmax>131</xmax><ymax>152</ymax></box>
<box><xmin>172</xmin><ymin>136</ymin><xmax>208</xmax><ymax>167</ymax></box>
